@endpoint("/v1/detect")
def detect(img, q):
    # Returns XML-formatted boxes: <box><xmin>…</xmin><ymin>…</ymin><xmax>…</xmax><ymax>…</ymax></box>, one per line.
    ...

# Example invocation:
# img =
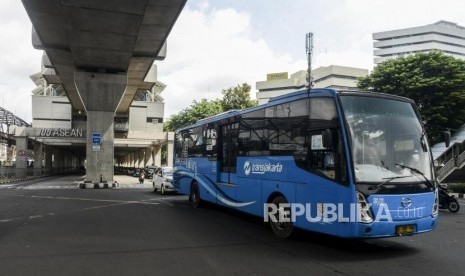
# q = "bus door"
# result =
<box><xmin>217</xmin><ymin>123</ymin><xmax>239</xmax><ymax>203</ymax></box>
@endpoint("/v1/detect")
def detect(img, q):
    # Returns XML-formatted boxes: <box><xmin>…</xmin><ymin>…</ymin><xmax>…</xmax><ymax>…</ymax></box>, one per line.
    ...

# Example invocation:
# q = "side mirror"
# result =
<box><xmin>443</xmin><ymin>130</ymin><xmax>451</xmax><ymax>148</ymax></box>
<box><xmin>323</xmin><ymin>129</ymin><xmax>335</xmax><ymax>149</ymax></box>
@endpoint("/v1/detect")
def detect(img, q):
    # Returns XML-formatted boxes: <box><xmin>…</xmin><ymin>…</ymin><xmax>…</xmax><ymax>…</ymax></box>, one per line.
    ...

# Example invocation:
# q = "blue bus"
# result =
<box><xmin>173</xmin><ymin>89</ymin><xmax>438</xmax><ymax>238</ymax></box>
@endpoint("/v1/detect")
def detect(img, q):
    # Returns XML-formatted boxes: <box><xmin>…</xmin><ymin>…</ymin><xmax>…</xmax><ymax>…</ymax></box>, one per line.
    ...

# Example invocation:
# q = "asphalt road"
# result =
<box><xmin>0</xmin><ymin>175</ymin><xmax>464</xmax><ymax>276</ymax></box>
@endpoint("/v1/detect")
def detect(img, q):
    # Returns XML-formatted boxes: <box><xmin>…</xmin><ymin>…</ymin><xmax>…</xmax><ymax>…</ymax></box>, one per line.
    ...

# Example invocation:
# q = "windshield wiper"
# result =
<box><xmin>395</xmin><ymin>163</ymin><xmax>434</xmax><ymax>188</ymax></box>
<box><xmin>372</xmin><ymin>175</ymin><xmax>412</xmax><ymax>190</ymax></box>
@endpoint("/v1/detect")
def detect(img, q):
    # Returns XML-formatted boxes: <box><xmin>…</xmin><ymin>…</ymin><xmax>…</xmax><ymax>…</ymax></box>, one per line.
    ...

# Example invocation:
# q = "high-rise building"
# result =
<box><xmin>373</xmin><ymin>20</ymin><xmax>465</xmax><ymax>64</ymax></box>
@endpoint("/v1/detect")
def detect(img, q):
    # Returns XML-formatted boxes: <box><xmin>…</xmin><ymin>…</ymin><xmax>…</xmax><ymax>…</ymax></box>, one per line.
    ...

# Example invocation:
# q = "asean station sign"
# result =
<box><xmin>37</xmin><ymin>128</ymin><xmax>84</xmax><ymax>138</ymax></box>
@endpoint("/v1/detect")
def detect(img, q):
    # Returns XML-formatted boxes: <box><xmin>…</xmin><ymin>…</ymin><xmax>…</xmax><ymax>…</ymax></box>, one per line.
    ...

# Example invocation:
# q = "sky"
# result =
<box><xmin>1</xmin><ymin>0</ymin><xmax>465</xmax><ymax>122</ymax></box>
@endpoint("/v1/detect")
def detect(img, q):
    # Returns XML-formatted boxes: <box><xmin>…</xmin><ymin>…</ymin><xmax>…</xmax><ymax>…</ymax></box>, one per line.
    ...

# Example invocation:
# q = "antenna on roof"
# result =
<box><xmin>306</xmin><ymin>32</ymin><xmax>314</xmax><ymax>90</ymax></box>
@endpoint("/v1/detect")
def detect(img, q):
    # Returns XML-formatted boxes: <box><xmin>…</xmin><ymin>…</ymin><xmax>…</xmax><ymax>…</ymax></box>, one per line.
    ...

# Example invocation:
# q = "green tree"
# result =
<box><xmin>164</xmin><ymin>83</ymin><xmax>257</xmax><ymax>131</ymax></box>
<box><xmin>164</xmin><ymin>99</ymin><xmax>223</xmax><ymax>131</ymax></box>
<box><xmin>357</xmin><ymin>51</ymin><xmax>465</xmax><ymax>144</ymax></box>
<box><xmin>221</xmin><ymin>83</ymin><xmax>258</xmax><ymax>111</ymax></box>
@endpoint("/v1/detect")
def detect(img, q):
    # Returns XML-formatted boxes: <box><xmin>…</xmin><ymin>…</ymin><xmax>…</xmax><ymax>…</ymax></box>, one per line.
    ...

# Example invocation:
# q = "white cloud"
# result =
<box><xmin>5</xmin><ymin>0</ymin><xmax>465</xmax><ymax>122</ymax></box>
<box><xmin>158</xmin><ymin>5</ymin><xmax>306</xmax><ymax>118</ymax></box>
<box><xmin>0</xmin><ymin>0</ymin><xmax>42</xmax><ymax>123</ymax></box>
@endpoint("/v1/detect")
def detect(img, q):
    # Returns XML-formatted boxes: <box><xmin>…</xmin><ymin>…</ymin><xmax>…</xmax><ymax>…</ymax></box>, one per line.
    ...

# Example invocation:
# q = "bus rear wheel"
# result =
<box><xmin>269</xmin><ymin>196</ymin><xmax>294</xmax><ymax>238</ymax></box>
<box><xmin>189</xmin><ymin>182</ymin><xmax>201</xmax><ymax>208</ymax></box>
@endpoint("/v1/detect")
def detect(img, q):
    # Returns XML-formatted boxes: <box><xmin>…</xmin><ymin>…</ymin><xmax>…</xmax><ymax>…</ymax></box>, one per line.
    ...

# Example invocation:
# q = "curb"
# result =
<box><xmin>0</xmin><ymin>176</ymin><xmax>42</xmax><ymax>185</ymax></box>
<box><xmin>79</xmin><ymin>181</ymin><xmax>118</xmax><ymax>189</ymax></box>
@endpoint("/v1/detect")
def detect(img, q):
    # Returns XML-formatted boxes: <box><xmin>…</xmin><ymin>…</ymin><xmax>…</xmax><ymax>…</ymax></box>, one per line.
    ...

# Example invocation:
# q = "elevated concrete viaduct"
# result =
<box><xmin>21</xmin><ymin>0</ymin><xmax>187</xmax><ymax>182</ymax></box>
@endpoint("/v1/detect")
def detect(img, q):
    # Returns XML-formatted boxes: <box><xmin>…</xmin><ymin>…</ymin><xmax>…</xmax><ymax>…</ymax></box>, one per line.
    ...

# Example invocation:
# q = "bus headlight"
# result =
<box><xmin>432</xmin><ymin>188</ymin><xmax>439</xmax><ymax>217</ymax></box>
<box><xmin>357</xmin><ymin>192</ymin><xmax>374</xmax><ymax>224</ymax></box>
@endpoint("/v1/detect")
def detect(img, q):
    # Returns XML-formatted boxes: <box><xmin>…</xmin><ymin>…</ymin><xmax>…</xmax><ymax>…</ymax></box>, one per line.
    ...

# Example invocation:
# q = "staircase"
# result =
<box><xmin>432</xmin><ymin>125</ymin><xmax>465</xmax><ymax>182</ymax></box>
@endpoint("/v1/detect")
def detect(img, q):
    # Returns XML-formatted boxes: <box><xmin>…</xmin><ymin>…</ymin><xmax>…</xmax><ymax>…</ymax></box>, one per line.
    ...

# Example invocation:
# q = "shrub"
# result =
<box><xmin>448</xmin><ymin>183</ymin><xmax>465</xmax><ymax>194</ymax></box>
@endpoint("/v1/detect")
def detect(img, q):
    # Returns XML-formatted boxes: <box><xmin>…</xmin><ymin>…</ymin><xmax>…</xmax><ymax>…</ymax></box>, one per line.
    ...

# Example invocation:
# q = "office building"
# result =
<box><xmin>256</xmin><ymin>65</ymin><xmax>368</xmax><ymax>104</ymax></box>
<box><xmin>373</xmin><ymin>20</ymin><xmax>465</xmax><ymax>64</ymax></box>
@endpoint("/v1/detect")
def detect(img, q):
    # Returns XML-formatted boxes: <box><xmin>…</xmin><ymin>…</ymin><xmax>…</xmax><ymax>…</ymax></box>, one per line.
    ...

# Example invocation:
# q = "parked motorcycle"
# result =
<box><xmin>139</xmin><ymin>170</ymin><xmax>145</xmax><ymax>184</ymax></box>
<box><xmin>438</xmin><ymin>185</ymin><xmax>460</xmax><ymax>213</ymax></box>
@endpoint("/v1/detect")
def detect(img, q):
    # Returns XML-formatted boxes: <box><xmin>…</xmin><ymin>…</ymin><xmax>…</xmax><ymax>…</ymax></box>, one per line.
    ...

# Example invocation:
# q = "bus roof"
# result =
<box><xmin>175</xmin><ymin>88</ymin><xmax>336</xmax><ymax>131</ymax></box>
<box><xmin>175</xmin><ymin>88</ymin><xmax>414</xmax><ymax>131</ymax></box>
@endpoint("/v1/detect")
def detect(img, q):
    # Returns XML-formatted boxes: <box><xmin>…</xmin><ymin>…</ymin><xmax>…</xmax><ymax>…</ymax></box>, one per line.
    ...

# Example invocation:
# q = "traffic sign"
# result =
<box><xmin>92</xmin><ymin>132</ymin><xmax>101</xmax><ymax>144</ymax></box>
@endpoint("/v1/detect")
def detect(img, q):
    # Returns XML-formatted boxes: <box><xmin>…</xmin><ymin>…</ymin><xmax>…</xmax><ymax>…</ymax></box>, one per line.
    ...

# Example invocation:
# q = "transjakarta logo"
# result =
<box><xmin>243</xmin><ymin>160</ymin><xmax>283</xmax><ymax>176</ymax></box>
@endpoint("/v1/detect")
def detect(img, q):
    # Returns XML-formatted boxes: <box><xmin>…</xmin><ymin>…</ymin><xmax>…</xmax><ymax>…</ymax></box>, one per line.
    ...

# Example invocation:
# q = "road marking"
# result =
<box><xmin>142</xmin><ymin>198</ymin><xmax>175</xmax><ymax>206</ymax></box>
<box><xmin>12</xmin><ymin>194</ymin><xmax>161</xmax><ymax>205</ymax></box>
<box><xmin>0</xmin><ymin>196</ymin><xmax>163</xmax><ymax>224</ymax></box>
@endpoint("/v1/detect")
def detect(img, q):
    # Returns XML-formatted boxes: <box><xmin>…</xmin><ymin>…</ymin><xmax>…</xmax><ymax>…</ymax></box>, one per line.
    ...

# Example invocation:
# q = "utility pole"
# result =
<box><xmin>306</xmin><ymin>32</ymin><xmax>314</xmax><ymax>89</ymax></box>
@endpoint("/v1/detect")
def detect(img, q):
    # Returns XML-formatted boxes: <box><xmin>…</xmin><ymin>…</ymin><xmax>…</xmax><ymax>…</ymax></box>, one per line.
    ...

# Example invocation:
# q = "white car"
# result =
<box><xmin>152</xmin><ymin>167</ymin><xmax>175</xmax><ymax>194</ymax></box>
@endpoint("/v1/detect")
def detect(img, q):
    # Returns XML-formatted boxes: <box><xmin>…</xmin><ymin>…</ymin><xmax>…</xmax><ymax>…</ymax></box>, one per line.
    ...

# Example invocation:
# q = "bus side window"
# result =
<box><xmin>308</xmin><ymin>98</ymin><xmax>345</xmax><ymax>182</ymax></box>
<box><xmin>187</xmin><ymin>126</ymin><xmax>205</xmax><ymax>157</ymax></box>
<box><xmin>205</xmin><ymin>124</ymin><xmax>217</xmax><ymax>160</ymax></box>
<box><xmin>220</xmin><ymin>123</ymin><xmax>239</xmax><ymax>173</ymax></box>
<box><xmin>238</xmin><ymin>119</ymin><xmax>268</xmax><ymax>156</ymax></box>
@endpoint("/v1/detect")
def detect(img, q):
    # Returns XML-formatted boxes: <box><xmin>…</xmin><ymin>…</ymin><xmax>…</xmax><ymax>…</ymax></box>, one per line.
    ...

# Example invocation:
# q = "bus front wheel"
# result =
<box><xmin>189</xmin><ymin>182</ymin><xmax>201</xmax><ymax>208</ymax></box>
<box><xmin>269</xmin><ymin>196</ymin><xmax>294</xmax><ymax>238</ymax></box>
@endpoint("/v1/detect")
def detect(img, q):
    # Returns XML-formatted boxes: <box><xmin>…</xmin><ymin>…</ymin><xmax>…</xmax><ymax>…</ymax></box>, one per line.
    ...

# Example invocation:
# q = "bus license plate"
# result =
<box><xmin>396</xmin><ymin>225</ymin><xmax>415</xmax><ymax>236</ymax></box>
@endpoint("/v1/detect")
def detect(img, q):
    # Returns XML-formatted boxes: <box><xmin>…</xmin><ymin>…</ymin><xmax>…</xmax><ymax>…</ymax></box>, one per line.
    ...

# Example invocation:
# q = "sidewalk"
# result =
<box><xmin>113</xmin><ymin>175</ymin><xmax>153</xmax><ymax>189</ymax></box>
<box><xmin>0</xmin><ymin>175</ymin><xmax>45</xmax><ymax>185</ymax></box>
<box><xmin>78</xmin><ymin>174</ymin><xmax>153</xmax><ymax>189</ymax></box>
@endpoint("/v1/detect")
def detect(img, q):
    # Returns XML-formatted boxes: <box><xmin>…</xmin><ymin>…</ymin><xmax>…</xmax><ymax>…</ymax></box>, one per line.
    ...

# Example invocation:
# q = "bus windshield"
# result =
<box><xmin>339</xmin><ymin>95</ymin><xmax>432</xmax><ymax>183</ymax></box>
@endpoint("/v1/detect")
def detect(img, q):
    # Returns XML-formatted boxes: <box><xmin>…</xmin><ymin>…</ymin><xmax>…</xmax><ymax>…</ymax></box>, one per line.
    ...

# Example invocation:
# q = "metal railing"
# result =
<box><xmin>434</xmin><ymin>139</ymin><xmax>465</xmax><ymax>182</ymax></box>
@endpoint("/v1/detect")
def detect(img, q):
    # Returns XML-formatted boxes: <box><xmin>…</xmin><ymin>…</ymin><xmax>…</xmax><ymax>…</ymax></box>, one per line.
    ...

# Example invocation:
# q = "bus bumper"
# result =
<box><xmin>356</xmin><ymin>216</ymin><xmax>438</xmax><ymax>238</ymax></box>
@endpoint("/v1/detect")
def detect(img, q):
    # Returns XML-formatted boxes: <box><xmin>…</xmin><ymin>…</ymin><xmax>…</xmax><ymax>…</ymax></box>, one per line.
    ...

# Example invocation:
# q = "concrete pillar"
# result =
<box><xmin>62</xmin><ymin>151</ymin><xmax>67</xmax><ymax>172</ymax></box>
<box><xmin>138</xmin><ymin>149</ymin><xmax>145</xmax><ymax>168</ymax></box>
<box><xmin>154</xmin><ymin>146</ymin><xmax>161</xmax><ymax>167</ymax></box>
<box><xmin>75</xmin><ymin>71</ymin><xmax>126</xmax><ymax>182</ymax></box>
<box><xmin>64</xmin><ymin>152</ymin><xmax>71</xmax><ymax>172</ymax></box>
<box><xmin>53</xmin><ymin>149</ymin><xmax>61</xmax><ymax>173</ymax></box>
<box><xmin>86</xmin><ymin>111</ymin><xmax>115</xmax><ymax>181</ymax></box>
<box><xmin>132</xmin><ymin>153</ymin><xmax>136</xmax><ymax>168</ymax></box>
<box><xmin>167</xmin><ymin>141</ymin><xmax>174</xmax><ymax>168</ymax></box>
<box><xmin>144</xmin><ymin>148</ymin><xmax>151</xmax><ymax>167</ymax></box>
<box><xmin>15</xmin><ymin>137</ymin><xmax>28</xmax><ymax>178</ymax></box>
<box><xmin>151</xmin><ymin>148</ymin><xmax>155</xmax><ymax>166</ymax></box>
<box><xmin>133</xmin><ymin>152</ymin><xmax>138</xmax><ymax>168</ymax></box>
<box><xmin>45</xmin><ymin>146</ymin><xmax>52</xmax><ymax>174</ymax></box>
<box><xmin>33</xmin><ymin>141</ymin><xmax>43</xmax><ymax>176</ymax></box>
<box><xmin>129</xmin><ymin>153</ymin><xmax>133</xmax><ymax>168</ymax></box>
<box><xmin>58</xmin><ymin>150</ymin><xmax>63</xmax><ymax>171</ymax></box>
<box><xmin>167</xmin><ymin>132</ymin><xmax>175</xmax><ymax>168</ymax></box>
